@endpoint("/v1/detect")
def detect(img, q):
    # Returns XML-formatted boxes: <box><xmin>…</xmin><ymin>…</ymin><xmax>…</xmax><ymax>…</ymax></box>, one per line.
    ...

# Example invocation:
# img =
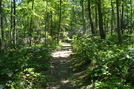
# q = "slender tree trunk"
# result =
<box><xmin>29</xmin><ymin>0</ymin><xmax>34</xmax><ymax>46</ymax></box>
<box><xmin>95</xmin><ymin>5</ymin><xmax>98</xmax><ymax>33</ymax></box>
<box><xmin>98</xmin><ymin>0</ymin><xmax>105</xmax><ymax>39</ymax></box>
<box><xmin>130</xmin><ymin>0</ymin><xmax>133</xmax><ymax>33</ymax></box>
<box><xmin>73</xmin><ymin>0</ymin><xmax>77</xmax><ymax>29</ymax></box>
<box><xmin>37</xmin><ymin>20</ymin><xmax>41</xmax><ymax>44</ymax></box>
<box><xmin>57</xmin><ymin>0</ymin><xmax>62</xmax><ymax>43</ymax></box>
<box><xmin>111</xmin><ymin>0</ymin><xmax>114</xmax><ymax>35</ymax></box>
<box><xmin>45</xmin><ymin>21</ymin><xmax>47</xmax><ymax>45</ymax></box>
<box><xmin>88</xmin><ymin>0</ymin><xmax>95</xmax><ymax>34</ymax></box>
<box><xmin>70</xmin><ymin>0</ymin><xmax>75</xmax><ymax>33</ymax></box>
<box><xmin>126</xmin><ymin>4</ymin><xmax>129</xmax><ymax>33</ymax></box>
<box><xmin>50</xmin><ymin>10</ymin><xmax>53</xmax><ymax>43</ymax></box>
<box><xmin>81</xmin><ymin>0</ymin><xmax>86</xmax><ymax>34</ymax></box>
<box><xmin>116</xmin><ymin>0</ymin><xmax>122</xmax><ymax>44</ymax></box>
<box><xmin>121</xmin><ymin>4</ymin><xmax>124</xmax><ymax>34</ymax></box>
<box><xmin>45</xmin><ymin>2</ymin><xmax>48</xmax><ymax>45</ymax></box>
<box><xmin>0</xmin><ymin>0</ymin><xmax>4</xmax><ymax>50</ymax></box>
<box><xmin>70</xmin><ymin>0</ymin><xmax>77</xmax><ymax>38</ymax></box>
<box><xmin>13</xmin><ymin>0</ymin><xmax>16</xmax><ymax>48</ymax></box>
<box><xmin>10</xmin><ymin>1</ymin><xmax>13</xmax><ymax>44</ymax></box>
<box><xmin>50</xmin><ymin>1</ymin><xmax>53</xmax><ymax>43</ymax></box>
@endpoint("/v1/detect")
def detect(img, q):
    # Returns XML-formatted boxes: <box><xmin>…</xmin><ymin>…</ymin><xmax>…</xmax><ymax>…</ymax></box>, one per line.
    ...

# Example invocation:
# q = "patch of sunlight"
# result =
<box><xmin>0</xmin><ymin>85</ymin><xmax>5</xmax><ymax>89</ymax></box>
<box><xmin>61</xmin><ymin>80</ymin><xmax>69</xmax><ymax>84</ymax></box>
<box><xmin>46</xmin><ymin>86</ymin><xmax>60</xmax><ymax>89</ymax></box>
<box><xmin>51</xmin><ymin>50</ymin><xmax>72</xmax><ymax>58</ymax></box>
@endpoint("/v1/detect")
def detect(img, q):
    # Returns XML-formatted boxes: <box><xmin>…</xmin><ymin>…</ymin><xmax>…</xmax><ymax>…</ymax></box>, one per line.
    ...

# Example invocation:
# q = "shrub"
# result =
<box><xmin>71</xmin><ymin>35</ymin><xmax>134</xmax><ymax>88</ymax></box>
<box><xmin>0</xmin><ymin>45</ymin><xmax>51</xmax><ymax>88</ymax></box>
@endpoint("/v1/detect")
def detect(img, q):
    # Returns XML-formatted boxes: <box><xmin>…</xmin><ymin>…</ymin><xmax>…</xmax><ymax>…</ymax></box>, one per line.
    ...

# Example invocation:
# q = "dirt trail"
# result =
<box><xmin>46</xmin><ymin>44</ymin><xmax>77</xmax><ymax>89</ymax></box>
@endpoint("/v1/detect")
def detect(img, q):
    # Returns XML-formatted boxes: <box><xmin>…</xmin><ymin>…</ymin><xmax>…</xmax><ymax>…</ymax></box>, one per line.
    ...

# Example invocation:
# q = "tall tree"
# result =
<box><xmin>116</xmin><ymin>0</ymin><xmax>122</xmax><ymax>44</ymax></box>
<box><xmin>88</xmin><ymin>0</ymin><xmax>95</xmax><ymax>34</ymax></box>
<box><xmin>0</xmin><ymin>0</ymin><xmax>4</xmax><ymax>50</ymax></box>
<box><xmin>13</xmin><ymin>0</ymin><xmax>16</xmax><ymax>48</ymax></box>
<box><xmin>57</xmin><ymin>0</ymin><xmax>62</xmax><ymax>43</ymax></box>
<box><xmin>45</xmin><ymin>1</ymin><xmax>48</xmax><ymax>45</ymax></box>
<box><xmin>10</xmin><ymin>0</ymin><xmax>13</xmax><ymax>44</ymax></box>
<box><xmin>29</xmin><ymin>0</ymin><xmax>34</xmax><ymax>46</ymax></box>
<box><xmin>80</xmin><ymin>0</ymin><xmax>86</xmax><ymax>34</ymax></box>
<box><xmin>110</xmin><ymin>0</ymin><xmax>115</xmax><ymax>35</ymax></box>
<box><xmin>121</xmin><ymin>2</ymin><xmax>124</xmax><ymax>34</ymax></box>
<box><xmin>98</xmin><ymin>0</ymin><xmax>105</xmax><ymax>39</ymax></box>
<box><xmin>95</xmin><ymin>4</ymin><xmax>98</xmax><ymax>33</ymax></box>
<box><xmin>130</xmin><ymin>0</ymin><xmax>133</xmax><ymax>33</ymax></box>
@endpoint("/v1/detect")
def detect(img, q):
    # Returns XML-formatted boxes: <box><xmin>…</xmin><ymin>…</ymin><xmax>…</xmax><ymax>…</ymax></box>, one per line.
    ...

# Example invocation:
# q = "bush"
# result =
<box><xmin>71</xmin><ymin>35</ymin><xmax>134</xmax><ymax>88</ymax></box>
<box><xmin>0</xmin><ymin>45</ymin><xmax>51</xmax><ymax>88</ymax></box>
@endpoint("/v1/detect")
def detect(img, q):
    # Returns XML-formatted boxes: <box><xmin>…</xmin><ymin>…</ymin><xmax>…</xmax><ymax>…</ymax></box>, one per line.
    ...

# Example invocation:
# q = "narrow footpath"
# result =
<box><xmin>46</xmin><ymin>44</ymin><xmax>77</xmax><ymax>89</ymax></box>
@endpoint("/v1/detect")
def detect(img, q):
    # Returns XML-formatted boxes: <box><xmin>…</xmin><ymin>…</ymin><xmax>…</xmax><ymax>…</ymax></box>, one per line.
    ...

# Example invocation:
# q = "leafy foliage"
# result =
<box><xmin>71</xmin><ymin>34</ymin><xmax>134</xmax><ymax>88</ymax></box>
<box><xmin>0</xmin><ymin>45</ymin><xmax>51</xmax><ymax>88</ymax></box>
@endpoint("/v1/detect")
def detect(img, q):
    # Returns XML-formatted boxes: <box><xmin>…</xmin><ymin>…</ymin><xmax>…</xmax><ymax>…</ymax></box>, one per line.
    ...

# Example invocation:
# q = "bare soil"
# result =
<box><xmin>46</xmin><ymin>44</ymin><xmax>77</xmax><ymax>89</ymax></box>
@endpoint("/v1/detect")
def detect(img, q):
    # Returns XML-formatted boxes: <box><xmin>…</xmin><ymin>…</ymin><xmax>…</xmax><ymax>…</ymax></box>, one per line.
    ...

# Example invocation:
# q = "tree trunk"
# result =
<box><xmin>57</xmin><ymin>0</ymin><xmax>62</xmax><ymax>43</ymax></box>
<box><xmin>130</xmin><ymin>0</ymin><xmax>133</xmax><ymax>33</ymax></box>
<box><xmin>70</xmin><ymin>0</ymin><xmax>75</xmax><ymax>34</ymax></box>
<box><xmin>88</xmin><ymin>0</ymin><xmax>95</xmax><ymax>34</ymax></box>
<box><xmin>50</xmin><ymin>10</ymin><xmax>53</xmax><ymax>43</ymax></box>
<box><xmin>50</xmin><ymin>0</ymin><xmax>53</xmax><ymax>43</ymax></box>
<box><xmin>121</xmin><ymin>4</ymin><xmax>124</xmax><ymax>34</ymax></box>
<box><xmin>98</xmin><ymin>0</ymin><xmax>105</xmax><ymax>39</ymax></box>
<box><xmin>10</xmin><ymin>1</ymin><xmax>13</xmax><ymax>44</ymax></box>
<box><xmin>81</xmin><ymin>0</ymin><xmax>86</xmax><ymax>34</ymax></box>
<box><xmin>95</xmin><ymin>5</ymin><xmax>98</xmax><ymax>33</ymax></box>
<box><xmin>116</xmin><ymin>0</ymin><xmax>122</xmax><ymax>44</ymax></box>
<box><xmin>0</xmin><ymin>0</ymin><xmax>4</xmax><ymax>50</ymax></box>
<box><xmin>13</xmin><ymin>0</ymin><xmax>16</xmax><ymax>48</ymax></box>
<box><xmin>126</xmin><ymin>4</ymin><xmax>129</xmax><ymax>33</ymax></box>
<box><xmin>45</xmin><ymin>2</ymin><xmax>48</xmax><ymax>45</ymax></box>
<box><xmin>29</xmin><ymin>0</ymin><xmax>34</xmax><ymax>46</ymax></box>
<box><xmin>111</xmin><ymin>0</ymin><xmax>114</xmax><ymax>35</ymax></box>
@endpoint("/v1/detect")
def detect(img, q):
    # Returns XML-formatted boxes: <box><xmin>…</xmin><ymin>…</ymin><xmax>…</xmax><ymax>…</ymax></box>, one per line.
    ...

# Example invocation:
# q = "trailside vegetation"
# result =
<box><xmin>0</xmin><ymin>45</ymin><xmax>51</xmax><ymax>88</ymax></box>
<box><xmin>71</xmin><ymin>34</ymin><xmax>134</xmax><ymax>88</ymax></box>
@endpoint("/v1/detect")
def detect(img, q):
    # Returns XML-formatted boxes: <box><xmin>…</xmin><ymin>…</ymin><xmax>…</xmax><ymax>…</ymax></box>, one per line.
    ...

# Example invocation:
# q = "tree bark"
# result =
<box><xmin>10</xmin><ymin>1</ymin><xmax>13</xmax><ymax>44</ymax></box>
<box><xmin>130</xmin><ymin>0</ymin><xmax>133</xmax><ymax>33</ymax></box>
<box><xmin>0</xmin><ymin>0</ymin><xmax>4</xmax><ymax>50</ymax></box>
<box><xmin>45</xmin><ymin>1</ymin><xmax>48</xmax><ymax>45</ymax></box>
<box><xmin>50</xmin><ymin>10</ymin><xmax>53</xmax><ymax>43</ymax></box>
<box><xmin>81</xmin><ymin>0</ymin><xmax>86</xmax><ymax>34</ymax></box>
<box><xmin>98</xmin><ymin>0</ymin><xmax>105</xmax><ymax>39</ymax></box>
<box><xmin>57</xmin><ymin>0</ymin><xmax>62</xmax><ymax>43</ymax></box>
<box><xmin>88</xmin><ymin>0</ymin><xmax>95</xmax><ymax>34</ymax></box>
<box><xmin>13</xmin><ymin>0</ymin><xmax>16</xmax><ymax>48</ymax></box>
<box><xmin>121</xmin><ymin>4</ymin><xmax>124</xmax><ymax>34</ymax></box>
<box><xmin>95</xmin><ymin>4</ymin><xmax>98</xmax><ymax>33</ymax></box>
<box><xmin>116</xmin><ymin>0</ymin><xmax>122</xmax><ymax>44</ymax></box>
<box><xmin>111</xmin><ymin>0</ymin><xmax>114</xmax><ymax>35</ymax></box>
<box><xmin>29</xmin><ymin>0</ymin><xmax>34</xmax><ymax>46</ymax></box>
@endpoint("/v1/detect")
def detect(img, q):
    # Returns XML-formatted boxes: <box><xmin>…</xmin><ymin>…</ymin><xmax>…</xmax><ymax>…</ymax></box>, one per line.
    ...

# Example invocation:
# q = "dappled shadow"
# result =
<box><xmin>47</xmin><ymin>44</ymin><xmax>77</xmax><ymax>89</ymax></box>
<box><xmin>0</xmin><ymin>46</ymin><xmax>51</xmax><ymax>88</ymax></box>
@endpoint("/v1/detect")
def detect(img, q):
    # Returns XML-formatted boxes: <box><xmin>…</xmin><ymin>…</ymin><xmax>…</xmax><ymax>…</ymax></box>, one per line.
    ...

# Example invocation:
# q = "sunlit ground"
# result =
<box><xmin>46</xmin><ymin>44</ymin><xmax>75</xmax><ymax>89</ymax></box>
<box><xmin>51</xmin><ymin>50</ymin><xmax>72</xmax><ymax>58</ymax></box>
<box><xmin>51</xmin><ymin>44</ymin><xmax>72</xmax><ymax>58</ymax></box>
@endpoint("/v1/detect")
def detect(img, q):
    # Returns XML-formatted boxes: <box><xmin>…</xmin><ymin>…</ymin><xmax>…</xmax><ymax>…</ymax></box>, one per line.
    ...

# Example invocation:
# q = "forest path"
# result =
<box><xmin>46</xmin><ymin>44</ymin><xmax>77</xmax><ymax>89</ymax></box>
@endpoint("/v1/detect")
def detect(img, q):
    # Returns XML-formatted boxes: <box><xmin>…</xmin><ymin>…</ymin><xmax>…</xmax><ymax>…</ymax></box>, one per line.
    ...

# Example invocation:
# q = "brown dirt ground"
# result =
<box><xmin>46</xmin><ymin>44</ymin><xmax>77</xmax><ymax>89</ymax></box>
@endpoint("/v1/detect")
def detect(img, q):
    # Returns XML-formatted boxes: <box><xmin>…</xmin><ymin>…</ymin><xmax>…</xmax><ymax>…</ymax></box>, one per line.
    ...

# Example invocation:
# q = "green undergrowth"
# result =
<box><xmin>0</xmin><ymin>44</ymin><xmax>52</xmax><ymax>89</ymax></box>
<box><xmin>71</xmin><ymin>34</ymin><xmax>134</xmax><ymax>89</ymax></box>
